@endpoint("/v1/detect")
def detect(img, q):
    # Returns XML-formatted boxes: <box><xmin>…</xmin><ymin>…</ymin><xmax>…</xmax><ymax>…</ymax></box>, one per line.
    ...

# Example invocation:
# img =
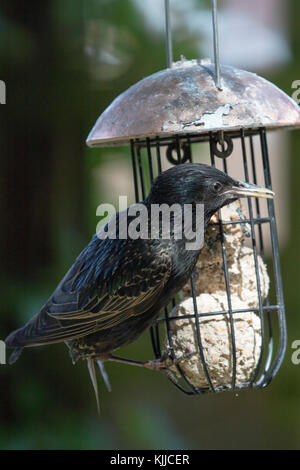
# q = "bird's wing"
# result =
<box><xmin>48</xmin><ymin>257</ymin><xmax>171</xmax><ymax>328</ymax></box>
<box><xmin>13</xmin><ymin>235</ymin><xmax>172</xmax><ymax>346</ymax></box>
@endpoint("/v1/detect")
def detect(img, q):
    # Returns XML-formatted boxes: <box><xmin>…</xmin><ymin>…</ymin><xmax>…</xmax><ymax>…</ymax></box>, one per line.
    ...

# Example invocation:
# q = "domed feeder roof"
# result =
<box><xmin>86</xmin><ymin>58</ymin><xmax>300</xmax><ymax>147</ymax></box>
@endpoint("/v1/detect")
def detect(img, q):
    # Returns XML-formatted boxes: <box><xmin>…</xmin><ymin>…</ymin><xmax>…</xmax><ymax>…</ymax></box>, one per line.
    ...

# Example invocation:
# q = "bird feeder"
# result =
<box><xmin>86</xmin><ymin>1</ymin><xmax>300</xmax><ymax>395</ymax></box>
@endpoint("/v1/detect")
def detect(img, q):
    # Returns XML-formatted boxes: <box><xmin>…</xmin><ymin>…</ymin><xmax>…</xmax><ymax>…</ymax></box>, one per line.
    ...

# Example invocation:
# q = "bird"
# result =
<box><xmin>5</xmin><ymin>163</ymin><xmax>274</xmax><ymax>411</ymax></box>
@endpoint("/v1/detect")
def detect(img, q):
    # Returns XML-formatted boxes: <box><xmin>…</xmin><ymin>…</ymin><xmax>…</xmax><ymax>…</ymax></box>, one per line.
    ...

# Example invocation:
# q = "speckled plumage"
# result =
<box><xmin>6</xmin><ymin>163</ymin><xmax>259</xmax><ymax>365</ymax></box>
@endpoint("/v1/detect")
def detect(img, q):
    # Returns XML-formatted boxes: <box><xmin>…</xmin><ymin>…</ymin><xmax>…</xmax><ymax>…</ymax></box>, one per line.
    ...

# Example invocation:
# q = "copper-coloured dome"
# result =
<box><xmin>86</xmin><ymin>58</ymin><xmax>300</xmax><ymax>147</ymax></box>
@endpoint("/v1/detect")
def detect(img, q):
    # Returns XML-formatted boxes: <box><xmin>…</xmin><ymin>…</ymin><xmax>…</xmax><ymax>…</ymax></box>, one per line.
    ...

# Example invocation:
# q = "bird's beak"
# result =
<box><xmin>225</xmin><ymin>180</ymin><xmax>275</xmax><ymax>199</ymax></box>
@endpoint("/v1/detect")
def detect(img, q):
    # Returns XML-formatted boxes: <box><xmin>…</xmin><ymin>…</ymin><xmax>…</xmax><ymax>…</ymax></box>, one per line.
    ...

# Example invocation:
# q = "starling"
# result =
<box><xmin>5</xmin><ymin>163</ymin><xmax>273</xmax><ymax>409</ymax></box>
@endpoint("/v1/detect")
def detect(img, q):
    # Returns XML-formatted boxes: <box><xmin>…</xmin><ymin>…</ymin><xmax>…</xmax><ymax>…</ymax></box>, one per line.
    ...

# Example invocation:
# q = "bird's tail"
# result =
<box><xmin>7</xmin><ymin>347</ymin><xmax>24</xmax><ymax>364</ymax></box>
<box><xmin>5</xmin><ymin>330</ymin><xmax>25</xmax><ymax>364</ymax></box>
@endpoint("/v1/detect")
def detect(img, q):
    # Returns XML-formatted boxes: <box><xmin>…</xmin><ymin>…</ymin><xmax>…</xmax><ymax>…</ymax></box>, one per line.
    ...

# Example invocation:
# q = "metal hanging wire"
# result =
<box><xmin>212</xmin><ymin>0</ymin><xmax>222</xmax><ymax>89</ymax></box>
<box><xmin>164</xmin><ymin>0</ymin><xmax>222</xmax><ymax>87</ymax></box>
<box><xmin>164</xmin><ymin>0</ymin><xmax>173</xmax><ymax>68</ymax></box>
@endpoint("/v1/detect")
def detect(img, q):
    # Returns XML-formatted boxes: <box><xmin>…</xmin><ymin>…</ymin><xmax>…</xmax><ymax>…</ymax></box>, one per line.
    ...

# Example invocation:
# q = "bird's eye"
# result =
<box><xmin>212</xmin><ymin>182</ymin><xmax>223</xmax><ymax>192</ymax></box>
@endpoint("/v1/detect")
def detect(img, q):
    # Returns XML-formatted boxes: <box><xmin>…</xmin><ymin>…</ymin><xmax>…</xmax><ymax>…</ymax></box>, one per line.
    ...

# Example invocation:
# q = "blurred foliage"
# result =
<box><xmin>0</xmin><ymin>0</ymin><xmax>300</xmax><ymax>450</ymax></box>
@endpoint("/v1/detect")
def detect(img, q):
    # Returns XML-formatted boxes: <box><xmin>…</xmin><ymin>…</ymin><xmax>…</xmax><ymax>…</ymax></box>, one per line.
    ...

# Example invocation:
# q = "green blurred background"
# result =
<box><xmin>0</xmin><ymin>0</ymin><xmax>300</xmax><ymax>450</ymax></box>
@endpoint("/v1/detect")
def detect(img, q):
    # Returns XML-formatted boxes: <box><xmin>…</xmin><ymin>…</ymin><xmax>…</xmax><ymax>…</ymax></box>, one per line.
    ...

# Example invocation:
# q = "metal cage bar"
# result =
<box><xmin>129</xmin><ymin>128</ymin><xmax>286</xmax><ymax>394</ymax></box>
<box><xmin>239</xmin><ymin>130</ymin><xmax>265</xmax><ymax>385</ymax></box>
<box><xmin>209</xmin><ymin>133</ymin><xmax>237</xmax><ymax>390</ymax></box>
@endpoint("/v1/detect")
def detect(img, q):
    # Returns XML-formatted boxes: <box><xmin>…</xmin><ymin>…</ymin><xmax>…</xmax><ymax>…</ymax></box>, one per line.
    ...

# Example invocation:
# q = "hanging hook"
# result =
<box><xmin>211</xmin><ymin>134</ymin><xmax>233</xmax><ymax>159</ymax></box>
<box><xmin>166</xmin><ymin>142</ymin><xmax>191</xmax><ymax>165</ymax></box>
<box><xmin>212</xmin><ymin>0</ymin><xmax>222</xmax><ymax>90</ymax></box>
<box><xmin>164</xmin><ymin>0</ymin><xmax>173</xmax><ymax>68</ymax></box>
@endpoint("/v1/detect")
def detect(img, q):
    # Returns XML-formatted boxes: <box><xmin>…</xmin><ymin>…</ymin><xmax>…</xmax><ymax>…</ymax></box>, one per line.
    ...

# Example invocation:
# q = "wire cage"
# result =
<box><xmin>129</xmin><ymin>128</ymin><xmax>285</xmax><ymax>395</ymax></box>
<box><xmin>87</xmin><ymin>59</ymin><xmax>300</xmax><ymax>395</ymax></box>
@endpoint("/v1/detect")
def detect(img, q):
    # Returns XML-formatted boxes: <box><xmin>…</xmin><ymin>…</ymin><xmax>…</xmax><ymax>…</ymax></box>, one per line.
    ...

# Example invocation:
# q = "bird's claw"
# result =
<box><xmin>143</xmin><ymin>351</ymin><xmax>194</xmax><ymax>372</ymax></box>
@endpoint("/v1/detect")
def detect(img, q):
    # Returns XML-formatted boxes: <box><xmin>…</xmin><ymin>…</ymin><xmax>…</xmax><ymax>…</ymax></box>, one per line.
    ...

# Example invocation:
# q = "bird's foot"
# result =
<box><xmin>141</xmin><ymin>357</ymin><xmax>179</xmax><ymax>385</ymax></box>
<box><xmin>143</xmin><ymin>352</ymin><xmax>193</xmax><ymax>383</ymax></box>
<box><xmin>143</xmin><ymin>350</ymin><xmax>194</xmax><ymax>370</ymax></box>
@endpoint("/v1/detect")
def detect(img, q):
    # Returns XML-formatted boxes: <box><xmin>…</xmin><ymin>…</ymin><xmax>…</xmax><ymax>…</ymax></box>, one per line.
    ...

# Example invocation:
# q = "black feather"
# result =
<box><xmin>5</xmin><ymin>163</ymin><xmax>244</xmax><ymax>362</ymax></box>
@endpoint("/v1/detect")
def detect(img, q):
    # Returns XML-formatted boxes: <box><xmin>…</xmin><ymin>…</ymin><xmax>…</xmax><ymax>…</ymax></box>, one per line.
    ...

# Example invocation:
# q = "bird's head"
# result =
<box><xmin>147</xmin><ymin>163</ymin><xmax>274</xmax><ymax>217</ymax></box>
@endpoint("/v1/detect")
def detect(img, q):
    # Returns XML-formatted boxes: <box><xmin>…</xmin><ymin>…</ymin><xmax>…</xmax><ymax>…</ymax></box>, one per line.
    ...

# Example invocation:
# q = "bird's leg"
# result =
<box><xmin>107</xmin><ymin>352</ymin><xmax>193</xmax><ymax>384</ymax></box>
<box><xmin>96</xmin><ymin>360</ymin><xmax>112</xmax><ymax>392</ymax></box>
<box><xmin>107</xmin><ymin>353</ymin><xmax>179</xmax><ymax>384</ymax></box>
<box><xmin>107</xmin><ymin>352</ymin><xmax>193</xmax><ymax>369</ymax></box>
<box><xmin>106</xmin><ymin>354</ymin><xmax>152</xmax><ymax>368</ymax></box>
<box><xmin>87</xmin><ymin>359</ymin><xmax>112</xmax><ymax>415</ymax></box>
<box><xmin>87</xmin><ymin>358</ymin><xmax>101</xmax><ymax>415</ymax></box>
